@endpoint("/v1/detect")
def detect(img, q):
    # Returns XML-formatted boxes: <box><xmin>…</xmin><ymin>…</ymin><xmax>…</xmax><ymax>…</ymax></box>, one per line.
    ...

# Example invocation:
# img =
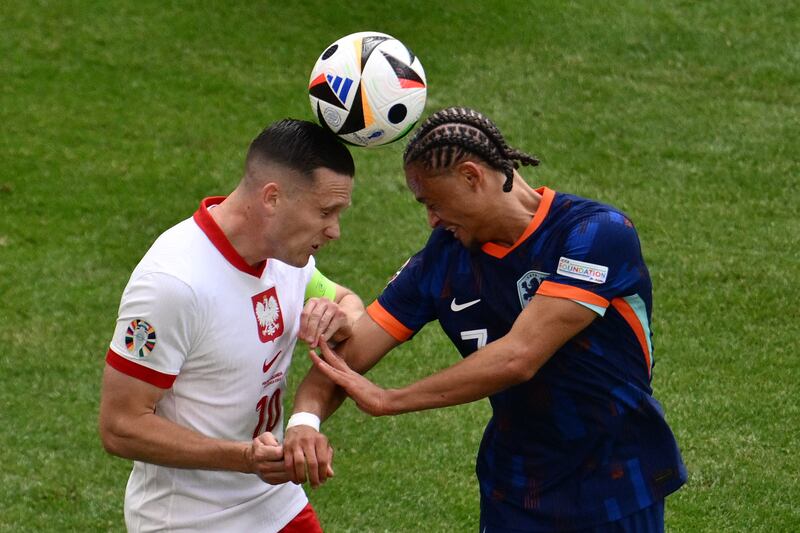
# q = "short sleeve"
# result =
<box><xmin>304</xmin><ymin>262</ymin><xmax>337</xmax><ymax>303</ymax></box>
<box><xmin>367</xmin><ymin>251</ymin><xmax>437</xmax><ymax>342</ymax></box>
<box><xmin>536</xmin><ymin>212</ymin><xmax>646</xmax><ymax>315</ymax></box>
<box><xmin>107</xmin><ymin>271</ymin><xmax>199</xmax><ymax>388</ymax></box>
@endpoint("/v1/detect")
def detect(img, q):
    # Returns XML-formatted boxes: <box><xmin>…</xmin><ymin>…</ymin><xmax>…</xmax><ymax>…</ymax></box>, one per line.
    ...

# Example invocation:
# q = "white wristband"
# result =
<box><xmin>286</xmin><ymin>412</ymin><xmax>321</xmax><ymax>432</ymax></box>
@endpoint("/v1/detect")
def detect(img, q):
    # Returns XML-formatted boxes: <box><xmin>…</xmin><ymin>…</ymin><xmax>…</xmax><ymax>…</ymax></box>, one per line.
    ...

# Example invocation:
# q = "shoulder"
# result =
<box><xmin>133</xmin><ymin>217</ymin><xmax>216</xmax><ymax>287</ymax></box>
<box><xmin>551</xmin><ymin>192</ymin><xmax>626</xmax><ymax>219</ymax></box>
<box><xmin>550</xmin><ymin>193</ymin><xmax>638</xmax><ymax>234</ymax></box>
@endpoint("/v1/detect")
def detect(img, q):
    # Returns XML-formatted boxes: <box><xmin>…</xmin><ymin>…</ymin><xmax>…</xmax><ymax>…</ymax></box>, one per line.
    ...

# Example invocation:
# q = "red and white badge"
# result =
<box><xmin>251</xmin><ymin>287</ymin><xmax>284</xmax><ymax>343</ymax></box>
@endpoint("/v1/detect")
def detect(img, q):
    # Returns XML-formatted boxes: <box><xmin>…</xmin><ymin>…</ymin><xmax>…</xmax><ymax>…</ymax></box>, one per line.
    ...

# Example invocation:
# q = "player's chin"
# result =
<box><xmin>462</xmin><ymin>236</ymin><xmax>481</xmax><ymax>252</ymax></box>
<box><xmin>285</xmin><ymin>252</ymin><xmax>313</xmax><ymax>268</ymax></box>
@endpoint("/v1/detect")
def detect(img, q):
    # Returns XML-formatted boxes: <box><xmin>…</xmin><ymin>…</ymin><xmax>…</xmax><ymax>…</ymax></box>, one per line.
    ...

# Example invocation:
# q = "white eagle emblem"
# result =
<box><xmin>255</xmin><ymin>295</ymin><xmax>281</xmax><ymax>336</ymax></box>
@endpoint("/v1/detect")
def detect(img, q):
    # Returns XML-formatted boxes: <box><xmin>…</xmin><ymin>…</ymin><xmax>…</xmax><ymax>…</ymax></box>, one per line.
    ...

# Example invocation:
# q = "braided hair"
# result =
<box><xmin>403</xmin><ymin>107</ymin><xmax>540</xmax><ymax>192</ymax></box>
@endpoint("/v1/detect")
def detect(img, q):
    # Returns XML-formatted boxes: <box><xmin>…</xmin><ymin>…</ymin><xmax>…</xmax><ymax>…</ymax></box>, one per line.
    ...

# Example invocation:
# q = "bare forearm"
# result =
<box><xmin>384</xmin><ymin>338</ymin><xmax>533</xmax><ymax>414</ymax></box>
<box><xmin>293</xmin><ymin>366</ymin><xmax>347</xmax><ymax>421</ymax></box>
<box><xmin>337</xmin><ymin>291</ymin><xmax>365</xmax><ymax>319</ymax></box>
<box><xmin>101</xmin><ymin>412</ymin><xmax>250</xmax><ymax>472</ymax></box>
<box><xmin>381</xmin><ymin>298</ymin><xmax>596</xmax><ymax>415</ymax></box>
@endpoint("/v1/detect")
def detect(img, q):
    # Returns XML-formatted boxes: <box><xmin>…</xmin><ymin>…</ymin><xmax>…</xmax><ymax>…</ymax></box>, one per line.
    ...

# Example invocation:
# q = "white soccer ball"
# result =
<box><xmin>308</xmin><ymin>31</ymin><xmax>427</xmax><ymax>147</ymax></box>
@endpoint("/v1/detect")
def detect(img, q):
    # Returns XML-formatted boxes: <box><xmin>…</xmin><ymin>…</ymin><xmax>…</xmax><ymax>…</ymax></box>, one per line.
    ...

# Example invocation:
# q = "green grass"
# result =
<box><xmin>1</xmin><ymin>1</ymin><xmax>798</xmax><ymax>531</ymax></box>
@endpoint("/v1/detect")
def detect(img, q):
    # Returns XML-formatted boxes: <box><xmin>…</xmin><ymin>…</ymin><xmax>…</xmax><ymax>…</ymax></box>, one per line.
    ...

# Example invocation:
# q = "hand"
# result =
<box><xmin>283</xmin><ymin>425</ymin><xmax>335</xmax><ymax>489</ymax></box>
<box><xmin>309</xmin><ymin>342</ymin><xmax>392</xmax><ymax>416</ymax></box>
<box><xmin>248</xmin><ymin>432</ymin><xmax>292</xmax><ymax>485</ymax></box>
<box><xmin>299</xmin><ymin>298</ymin><xmax>352</xmax><ymax>348</ymax></box>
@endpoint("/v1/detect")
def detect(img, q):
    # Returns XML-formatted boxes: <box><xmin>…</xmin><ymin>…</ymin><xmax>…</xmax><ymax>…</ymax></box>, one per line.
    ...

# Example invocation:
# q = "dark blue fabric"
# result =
<box><xmin>378</xmin><ymin>190</ymin><xmax>686</xmax><ymax>529</ymax></box>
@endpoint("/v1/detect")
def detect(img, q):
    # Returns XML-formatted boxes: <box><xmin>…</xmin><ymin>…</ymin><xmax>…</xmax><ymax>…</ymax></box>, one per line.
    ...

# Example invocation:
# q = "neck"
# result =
<box><xmin>485</xmin><ymin>174</ymin><xmax>541</xmax><ymax>247</ymax></box>
<box><xmin>209</xmin><ymin>188</ymin><xmax>267</xmax><ymax>266</ymax></box>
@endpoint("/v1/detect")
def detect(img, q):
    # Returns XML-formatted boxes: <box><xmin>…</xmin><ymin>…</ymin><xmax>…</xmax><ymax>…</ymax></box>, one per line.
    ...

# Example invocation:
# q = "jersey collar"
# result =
<box><xmin>481</xmin><ymin>186</ymin><xmax>556</xmax><ymax>259</ymax></box>
<box><xmin>193</xmin><ymin>197</ymin><xmax>267</xmax><ymax>278</ymax></box>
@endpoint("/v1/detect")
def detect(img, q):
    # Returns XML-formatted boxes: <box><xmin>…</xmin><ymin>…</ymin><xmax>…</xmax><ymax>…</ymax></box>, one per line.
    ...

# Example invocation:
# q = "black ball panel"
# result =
<box><xmin>321</xmin><ymin>44</ymin><xmax>338</xmax><ymax>60</ymax></box>
<box><xmin>388</xmin><ymin>104</ymin><xmax>407</xmax><ymax>124</ymax></box>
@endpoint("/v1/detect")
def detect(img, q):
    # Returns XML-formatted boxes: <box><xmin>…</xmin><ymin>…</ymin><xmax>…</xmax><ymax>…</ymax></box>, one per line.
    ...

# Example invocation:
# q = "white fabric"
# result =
<box><xmin>286</xmin><ymin>412</ymin><xmax>321</xmax><ymax>432</ymax></box>
<box><xmin>109</xmin><ymin>215</ymin><xmax>314</xmax><ymax>532</ymax></box>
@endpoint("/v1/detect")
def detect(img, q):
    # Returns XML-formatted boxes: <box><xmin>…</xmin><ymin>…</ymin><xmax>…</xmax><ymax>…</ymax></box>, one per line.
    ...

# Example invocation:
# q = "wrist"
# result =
<box><xmin>240</xmin><ymin>441</ymin><xmax>255</xmax><ymax>474</ymax></box>
<box><xmin>382</xmin><ymin>389</ymin><xmax>402</xmax><ymax>416</ymax></box>
<box><xmin>286</xmin><ymin>412</ymin><xmax>321</xmax><ymax>432</ymax></box>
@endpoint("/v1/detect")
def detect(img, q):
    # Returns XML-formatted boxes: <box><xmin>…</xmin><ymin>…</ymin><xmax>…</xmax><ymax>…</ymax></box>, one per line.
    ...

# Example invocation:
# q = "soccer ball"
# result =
<box><xmin>308</xmin><ymin>31</ymin><xmax>427</xmax><ymax>147</ymax></box>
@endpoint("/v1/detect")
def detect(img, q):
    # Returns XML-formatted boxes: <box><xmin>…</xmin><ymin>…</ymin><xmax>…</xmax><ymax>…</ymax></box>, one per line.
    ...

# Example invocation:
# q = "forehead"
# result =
<box><xmin>307</xmin><ymin>167</ymin><xmax>353</xmax><ymax>205</ymax></box>
<box><xmin>404</xmin><ymin>164</ymin><xmax>452</xmax><ymax>202</ymax></box>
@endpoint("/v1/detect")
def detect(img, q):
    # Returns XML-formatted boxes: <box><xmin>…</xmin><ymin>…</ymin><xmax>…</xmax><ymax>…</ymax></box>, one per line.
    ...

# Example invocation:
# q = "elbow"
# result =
<box><xmin>98</xmin><ymin>416</ymin><xmax>131</xmax><ymax>458</ymax></box>
<box><xmin>99</xmin><ymin>424</ymin><xmax>122</xmax><ymax>457</ymax></box>
<box><xmin>502</xmin><ymin>343</ymin><xmax>540</xmax><ymax>384</ymax></box>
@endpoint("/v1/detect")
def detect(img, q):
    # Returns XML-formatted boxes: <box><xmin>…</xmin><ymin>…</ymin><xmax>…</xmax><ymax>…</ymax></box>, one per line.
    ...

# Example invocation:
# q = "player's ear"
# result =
<box><xmin>456</xmin><ymin>160</ymin><xmax>484</xmax><ymax>190</ymax></box>
<box><xmin>261</xmin><ymin>182</ymin><xmax>280</xmax><ymax>214</ymax></box>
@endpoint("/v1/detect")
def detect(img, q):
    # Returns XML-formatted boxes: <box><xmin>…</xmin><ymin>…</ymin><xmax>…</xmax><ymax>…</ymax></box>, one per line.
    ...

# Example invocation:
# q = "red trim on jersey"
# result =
<box><xmin>193</xmin><ymin>197</ymin><xmax>267</xmax><ymax>278</ymax></box>
<box><xmin>280</xmin><ymin>503</ymin><xmax>322</xmax><ymax>533</ymax></box>
<box><xmin>106</xmin><ymin>349</ymin><xmax>177</xmax><ymax>389</ymax></box>
<box><xmin>611</xmin><ymin>298</ymin><xmax>652</xmax><ymax>378</ymax></box>
<box><xmin>536</xmin><ymin>281</ymin><xmax>610</xmax><ymax>308</ymax></box>
<box><xmin>482</xmin><ymin>187</ymin><xmax>556</xmax><ymax>259</ymax></box>
<box><xmin>366</xmin><ymin>300</ymin><xmax>414</xmax><ymax>342</ymax></box>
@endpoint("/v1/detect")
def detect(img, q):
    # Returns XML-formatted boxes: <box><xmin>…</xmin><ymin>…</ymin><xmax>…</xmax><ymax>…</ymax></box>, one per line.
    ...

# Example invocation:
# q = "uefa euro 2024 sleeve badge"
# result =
<box><xmin>125</xmin><ymin>319</ymin><xmax>157</xmax><ymax>358</ymax></box>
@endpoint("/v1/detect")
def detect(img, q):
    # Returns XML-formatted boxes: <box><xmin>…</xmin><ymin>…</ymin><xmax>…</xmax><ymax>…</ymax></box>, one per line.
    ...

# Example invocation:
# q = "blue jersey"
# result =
<box><xmin>367</xmin><ymin>187</ymin><xmax>686</xmax><ymax>530</ymax></box>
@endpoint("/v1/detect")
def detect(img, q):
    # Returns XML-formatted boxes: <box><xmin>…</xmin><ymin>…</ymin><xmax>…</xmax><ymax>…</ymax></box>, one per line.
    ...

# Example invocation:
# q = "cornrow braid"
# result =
<box><xmin>403</xmin><ymin>107</ymin><xmax>540</xmax><ymax>192</ymax></box>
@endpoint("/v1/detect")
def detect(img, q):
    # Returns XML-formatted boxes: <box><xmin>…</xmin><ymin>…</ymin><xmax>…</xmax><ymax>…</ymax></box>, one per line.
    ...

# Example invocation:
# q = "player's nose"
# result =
<box><xmin>324</xmin><ymin>220</ymin><xmax>341</xmax><ymax>240</ymax></box>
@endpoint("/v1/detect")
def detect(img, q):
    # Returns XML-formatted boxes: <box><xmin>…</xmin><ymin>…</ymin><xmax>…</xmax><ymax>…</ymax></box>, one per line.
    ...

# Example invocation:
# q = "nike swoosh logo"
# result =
<box><xmin>450</xmin><ymin>298</ymin><xmax>481</xmax><ymax>312</ymax></box>
<box><xmin>262</xmin><ymin>350</ymin><xmax>283</xmax><ymax>373</ymax></box>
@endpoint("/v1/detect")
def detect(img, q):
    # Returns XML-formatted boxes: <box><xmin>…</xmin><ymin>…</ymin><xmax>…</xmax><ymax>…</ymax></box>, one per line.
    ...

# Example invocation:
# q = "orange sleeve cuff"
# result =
<box><xmin>366</xmin><ymin>300</ymin><xmax>414</xmax><ymax>342</ymax></box>
<box><xmin>536</xmin><ymin>280</ymin><xmax>609</xmax><ymax>308</ymax></box>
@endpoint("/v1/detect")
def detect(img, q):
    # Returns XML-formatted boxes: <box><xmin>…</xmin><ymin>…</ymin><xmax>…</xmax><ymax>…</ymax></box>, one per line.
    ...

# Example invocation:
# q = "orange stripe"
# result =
<box><xmin>610</xmin><ymin>298</ymin><xmax>652</xmax><ymax>377</ymax></box>
<box><xmin>362</xmin><ymin>86</ymin><xmax>374</xmax><ymax>127</ymax></box>
<box><xmin>482</xmin><ymin>187</ymin><xmax>555</xmax><ymax>258</ymax></box>
<box><xmin>366</xmin><ymin>301</ymin><xmax>413</xmax><ymax>342</ymax></box>
<box><xmin>536</xmin><ymin>281</ymin><xmax>609</xmax><ymax>308</ymax></box>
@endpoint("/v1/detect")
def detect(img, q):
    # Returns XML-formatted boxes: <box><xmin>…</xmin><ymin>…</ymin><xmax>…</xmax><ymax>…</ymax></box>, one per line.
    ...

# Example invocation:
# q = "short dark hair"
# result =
<box><xmin>403</xmin><ymin>107</ymin><xmax>539</xmax><ymax>192</ymax></box>
<box><xmin>246</xmin><ymin>119</ymin><xmax>355</xmax><ymax>180</ymax></box>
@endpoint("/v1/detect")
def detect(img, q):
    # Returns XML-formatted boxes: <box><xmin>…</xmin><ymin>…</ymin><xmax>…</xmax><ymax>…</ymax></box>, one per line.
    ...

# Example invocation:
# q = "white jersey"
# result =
<box><xmin>107</xmin><ymin>197</ymin><xmax>312</xmax><ymax>532</ymax></box>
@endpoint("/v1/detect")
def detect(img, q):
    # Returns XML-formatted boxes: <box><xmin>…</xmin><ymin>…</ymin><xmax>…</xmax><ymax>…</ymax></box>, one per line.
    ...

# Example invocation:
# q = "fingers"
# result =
<box><xmin>309</xmin><ymin>349</ymin><xmax>342</xmax><ymax>385</ymax></box>
<box><xmin>291</xmin><ymin>445</ymin><xmax>309</xmax><ymax>486</ymax></box>
<box><xmin>256</xmin><ymin>431</ymin><xmax>279</xmax><ymax>447</ymax></box>
<box><xmin>300</xmin><ymin>298</ymin><xmax>347</xmax><ymax>347</ymax></box>
<box><xmin>320</xmin><ymin>311</ymin><xmax>346</xmax><ymax>343</ymax></box>
<box><xmin>283</xmin><ymin>426</ymin><xmax>334</xmax><ymax>489</ymax></box>
<box><xmin>252</xmin><ymin>434</ymin><xmax>283</xmax><ymax>462</ymax></box>
<box><xmin>255</xmin><ymin>458</ymin><xmax>292</xmax><ymax>485</ymax></box>
<box><xmin>315</xmin><ymin>439</ymin><xmax>333</xmax><ymax>486</ymax></box>
<box><xmin>319</xmin><ymin>341</ymin><xmax>349</xmax><ymax>371</ymax></box>
<box><xmin>250</xmin><ymin>435</ymin><xmax>291</xmax><ymax>485</ymax></box>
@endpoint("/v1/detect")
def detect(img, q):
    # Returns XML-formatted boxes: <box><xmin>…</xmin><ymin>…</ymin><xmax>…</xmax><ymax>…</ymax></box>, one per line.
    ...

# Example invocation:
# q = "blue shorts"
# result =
<box><xmin>479</xmin><ymin>497</ymin><xmax>665</xmax><ymax>533</ymax></box>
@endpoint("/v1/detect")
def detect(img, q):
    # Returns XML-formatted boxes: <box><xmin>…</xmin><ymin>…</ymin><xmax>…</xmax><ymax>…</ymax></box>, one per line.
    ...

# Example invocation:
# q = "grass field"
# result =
<box><xmin>1</xmin><ymin>1</ymin><xmax>799</xmax><ymax>531</ymax></box>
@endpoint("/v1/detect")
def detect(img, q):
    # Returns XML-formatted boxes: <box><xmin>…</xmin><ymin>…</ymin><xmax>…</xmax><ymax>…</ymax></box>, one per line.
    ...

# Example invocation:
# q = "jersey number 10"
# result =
<box><xmin>253</xmin><ymin>389</ymin><xmax>282</xmax><ymax>438</ymax></box>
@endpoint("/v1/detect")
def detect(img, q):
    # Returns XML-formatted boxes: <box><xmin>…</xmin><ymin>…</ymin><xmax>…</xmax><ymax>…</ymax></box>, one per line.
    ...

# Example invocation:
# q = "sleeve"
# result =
<box><xmin>366</xmin><ymin>250</ymin><xmax>437</xmax><ymax>342</ymax></box>
<box><xmin>304</xmin><ymin>267</ymin><xmax>337</xmax><ymax>302</ymax></box>
<box><xmin>106</xmin><ymin>271</ymin><xmax>199</xmax><ymax>389</ymax></box>
<box><xmin>536</xmin><ymin>211</ymin><xmax>646</xmax><ymax>316</ymax></box>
